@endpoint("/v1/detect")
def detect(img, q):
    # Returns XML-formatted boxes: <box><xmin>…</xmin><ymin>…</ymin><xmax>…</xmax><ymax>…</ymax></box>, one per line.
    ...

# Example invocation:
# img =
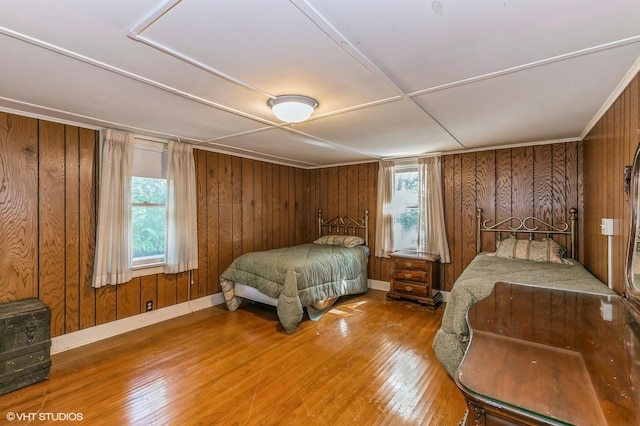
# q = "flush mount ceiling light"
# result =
<box><xmin>267</xmin><ymin>95</ymin><xmax>318</xmax><ymax>123</ymax></box>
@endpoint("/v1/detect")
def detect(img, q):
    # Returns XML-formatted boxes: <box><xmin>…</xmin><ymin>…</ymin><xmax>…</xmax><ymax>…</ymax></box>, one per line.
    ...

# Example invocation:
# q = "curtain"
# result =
<box><xmin>92</xmin><ymin>129</ymin><xmax>134</xmax><ymax>287</ymax></box>
<box><xmin>418</xmin><ymin>156</ymin><xmax>450</xmax><ymax>263</ymax></box>
<box><xmin>375</xmin><ymin>160</ymin><xmax>395</xmax><ymax>258</ymax></box>
<box><xmin>164</xmin><ymin>140</ymin><xmax>199</xmax><ymax>274</ymax></box>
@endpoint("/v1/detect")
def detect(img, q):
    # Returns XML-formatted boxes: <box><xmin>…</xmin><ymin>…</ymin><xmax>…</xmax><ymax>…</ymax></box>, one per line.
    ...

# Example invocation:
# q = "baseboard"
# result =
<box><xmin>52</xmin><ymin>283</ymin><xmax>449</xmax><ymax>354</ymax></box>
<box><xmin>368</xmin><ymin>279</ymin><xmax>390</xmax><ymax>291</ymax></box>
<box><xmin>51</xmin><ymin>293</ymin><xmax>225</xmax><ymax>355</ymax></box>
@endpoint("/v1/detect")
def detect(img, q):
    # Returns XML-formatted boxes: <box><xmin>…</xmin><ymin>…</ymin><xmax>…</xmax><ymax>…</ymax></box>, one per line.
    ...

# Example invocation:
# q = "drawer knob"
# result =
<box><xmin>405</xmin><ymin>286</ymin><xmax>412</xmax><ymax>292</ymax></box>
<box><xmin>404</xmin><ymin>261</ymin><xmax>412</xmax><ymax>267</ymax></box>
<box><xmin>404</xmin><ymin>273</ymin><xmax>412</xmax><ymax>278</ymax></box>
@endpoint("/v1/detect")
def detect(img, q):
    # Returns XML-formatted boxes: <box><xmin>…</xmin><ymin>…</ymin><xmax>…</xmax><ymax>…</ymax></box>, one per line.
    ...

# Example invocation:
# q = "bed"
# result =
<box><xmin>219</xmin><ymin>210</ymin><xmax>369</xmax><ymax>332</ymax></box>
<box><xmin>433</xmin><ymin>208</ymin><xmax>616</xmax><ymax>377</ymax></box>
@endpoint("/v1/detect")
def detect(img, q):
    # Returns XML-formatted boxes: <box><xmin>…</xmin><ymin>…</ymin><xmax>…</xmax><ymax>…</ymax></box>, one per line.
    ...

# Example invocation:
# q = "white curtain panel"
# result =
<box><xmin>374</xmin><ymin>160</ymin><xmax>395</xmax><ymax>258</ymax></box>
<box><xmin>418</xmin><ymin>156</ymin><xmax>450</xmax><ymax>263</ymax></box>
<box><xmin>92</xmin><ymin>129</ymin><xmax>134</xmax><ymax>287</ymax></box>
<box><xmin>164</xmin><ymin>140</ymin><xmax>199</xmax><ymax>274</ymax></box>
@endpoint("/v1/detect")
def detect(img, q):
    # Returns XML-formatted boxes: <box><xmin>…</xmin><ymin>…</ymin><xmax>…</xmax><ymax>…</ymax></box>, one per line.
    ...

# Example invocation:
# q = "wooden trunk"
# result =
<box><xmin>0</xmin><ymin>298</ymin><xmax>51</xmax><ymax>396</ymax></box>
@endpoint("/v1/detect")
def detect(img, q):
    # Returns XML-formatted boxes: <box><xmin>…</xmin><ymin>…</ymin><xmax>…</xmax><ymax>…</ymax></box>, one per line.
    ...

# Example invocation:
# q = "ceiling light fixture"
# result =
<box><xmin>267</xmin><ymin>95</ymin><xmax>318</xmax><ymax>123</ymax></box>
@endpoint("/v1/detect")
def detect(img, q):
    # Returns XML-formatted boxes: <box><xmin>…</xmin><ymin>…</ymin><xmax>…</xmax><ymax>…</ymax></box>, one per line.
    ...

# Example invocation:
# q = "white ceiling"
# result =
<box><xmin>1</xmin><ymin>0</ymin><xmax>640</xmax><ymax>168</ymax></box>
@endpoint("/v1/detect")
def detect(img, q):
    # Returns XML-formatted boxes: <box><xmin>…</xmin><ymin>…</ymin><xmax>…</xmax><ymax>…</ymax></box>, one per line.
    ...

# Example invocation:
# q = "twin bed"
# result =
<box><xmin>432</xmin><ymin>208</ymin><xmax>615</xmax><ymax>377</ymax></box>
<box><xmin>219</xmin><ymin>210</ymin><xmax>369</xmax><ymax>332</ymax></box>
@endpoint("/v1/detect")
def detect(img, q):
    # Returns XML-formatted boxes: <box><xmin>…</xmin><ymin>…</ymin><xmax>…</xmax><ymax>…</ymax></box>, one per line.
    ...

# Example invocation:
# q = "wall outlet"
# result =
<box><xmin>145</xmin><ymin>300</ymin><xmax>153</xmax><ymax>311</ymax></box>
<box><xmin>601</xmin><ymin>218</ymin><xmax>614</xmax><ymax>236</ymax></box>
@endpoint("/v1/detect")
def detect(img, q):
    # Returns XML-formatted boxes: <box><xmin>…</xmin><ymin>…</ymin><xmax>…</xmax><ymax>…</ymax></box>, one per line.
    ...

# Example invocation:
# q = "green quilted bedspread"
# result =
<box><xmin>219</xmin><ymin>243</ymin><xmax>368</xmax><ymax>332</ymax></box>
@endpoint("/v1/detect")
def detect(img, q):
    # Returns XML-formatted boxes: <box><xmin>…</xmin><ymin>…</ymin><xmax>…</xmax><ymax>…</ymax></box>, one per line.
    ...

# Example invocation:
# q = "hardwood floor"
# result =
<box><xmin>0</xmin><ymin>290</ymin><xmax>466</xmax><ymax>425</ymax></box>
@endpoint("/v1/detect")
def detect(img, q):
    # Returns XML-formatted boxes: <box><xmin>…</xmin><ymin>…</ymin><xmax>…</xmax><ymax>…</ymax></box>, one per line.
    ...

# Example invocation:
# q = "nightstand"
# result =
<box><xmin>386</xmin><ymin>251</ymin><xmax>442</xmax><ymax>309</ymax></box>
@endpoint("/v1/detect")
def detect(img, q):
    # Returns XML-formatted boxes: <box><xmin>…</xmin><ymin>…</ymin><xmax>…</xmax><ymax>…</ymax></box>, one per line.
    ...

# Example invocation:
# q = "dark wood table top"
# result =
<box><xmin>456</xmin><ymin>282</ymin><xmax>640</xmax><ymax>425</ymax></box>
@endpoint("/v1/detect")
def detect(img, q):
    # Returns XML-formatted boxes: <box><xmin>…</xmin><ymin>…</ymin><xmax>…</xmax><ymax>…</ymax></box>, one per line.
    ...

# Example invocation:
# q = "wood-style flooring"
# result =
<box><xmin>0</xmin><ymin>290</ymin><xmax>466</xmax><ymax>425</ymax></box>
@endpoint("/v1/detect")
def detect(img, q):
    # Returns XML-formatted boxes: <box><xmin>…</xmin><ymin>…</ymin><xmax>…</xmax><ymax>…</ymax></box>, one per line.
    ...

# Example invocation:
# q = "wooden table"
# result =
<box><xmin>455</xmin><ymin>282</ymin><xmax>640</xmax><ymax>425</ymax></box>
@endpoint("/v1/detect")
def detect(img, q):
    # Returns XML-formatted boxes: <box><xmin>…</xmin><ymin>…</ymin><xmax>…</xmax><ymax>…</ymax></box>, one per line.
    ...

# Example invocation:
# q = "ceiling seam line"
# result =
<box><xmin>198</xmin><ymin>141</ymin><xmax>321</xmax><ymax>168</ymax></box>
<box><xmin>129</xmin><ymin>0</ymin><xmax>274</xmax><ymax>99</ymax></box>
<box><xmin>289</xmin><ymin>0</ymin><xmax>466</xmax><ymax>150</ymax></box>
<box><xmin>0</xmin><ymin>96</ymin><xmax>202</xmax><ymax>142</ymax></box>
<box><xmin>408</xmin><ymin>34</ymin><xmax>640</xmax><ymax>97</ymax></box>
<box><xmin>2</xmin><ymin>22</ymin><xmax>354</xmax><ymax>147</ymax></box>
<box><xmin>0</xmin><ymin>24</ymin><xmax>280</xmax><ymax>128</ymax></box>
<box><xmin>126</xmin><ymin>3</ymin><xmax>405</xmax><ymax>149</ymax></box>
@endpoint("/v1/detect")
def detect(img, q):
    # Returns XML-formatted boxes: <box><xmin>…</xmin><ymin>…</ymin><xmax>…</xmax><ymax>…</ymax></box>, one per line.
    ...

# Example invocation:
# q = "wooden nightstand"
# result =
<box><xmin>386</xmin><ymin>251</ymin><xmax>442</xmax><ymax>309</ymax></box>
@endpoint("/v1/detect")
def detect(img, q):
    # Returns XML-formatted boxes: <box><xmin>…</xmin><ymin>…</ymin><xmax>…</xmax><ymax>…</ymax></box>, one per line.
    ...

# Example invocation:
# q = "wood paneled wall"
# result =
<box><xmin>307</xmin><ymin>163</ymin><xmax>383</xmax><ymax>281</ymax></box>
<box><xmin>440</xmin><ymin>143</ymin><xmax>583</xmax><ymax>291</ymax></box>
<box><xmin>0</xmin><ymin>113</ymin><xmax>98</xmax><ymax>337</ymax></box>
<box><xmin>0</xmin><ymin>112</ymin><xmax>314</xmax><ymax>338</ymax></box>
<box><xmin>583</xmin><ymin>74</ymin><xmax>639</xmax><ymax>294</ymax></box>
<box><xmin>192</xmin><ymin>151</ymin><xmax>312</xmax><ymax>297</ymax></box>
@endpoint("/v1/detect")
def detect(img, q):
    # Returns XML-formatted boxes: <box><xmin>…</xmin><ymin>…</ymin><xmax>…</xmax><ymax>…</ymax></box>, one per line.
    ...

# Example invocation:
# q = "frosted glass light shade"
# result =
<box><xmin>268</xmin><ymin>95</ymin><xmax>318</xmax><ymax>123</ymax></box>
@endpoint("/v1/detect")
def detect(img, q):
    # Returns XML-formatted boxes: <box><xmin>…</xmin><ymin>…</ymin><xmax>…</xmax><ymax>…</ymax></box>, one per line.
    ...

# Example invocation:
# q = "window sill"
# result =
<box><xmin>132</xmin><ymin>264</ymin><xmax>164</xmax><ymax>278</ymax></box>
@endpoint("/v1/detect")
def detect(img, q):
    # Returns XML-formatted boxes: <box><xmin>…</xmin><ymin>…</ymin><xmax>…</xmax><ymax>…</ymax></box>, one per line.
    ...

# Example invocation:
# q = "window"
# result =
<box><xmin>390</xmin><ymin>165</ymin><xmax>419</xmax><ymax>251</ymax></box>
<box><xmin>131</xmin><ymin>140</ymin><xmax>167</xmax><ymax>268</ymax></box>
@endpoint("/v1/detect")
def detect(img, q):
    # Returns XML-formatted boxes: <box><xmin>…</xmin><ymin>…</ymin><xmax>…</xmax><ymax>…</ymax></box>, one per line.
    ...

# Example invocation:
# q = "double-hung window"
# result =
<box><xmin>131</xmin><ymin>139</ymin><xmax>167</xmax><ymax>269</ymax></box>
<box><xmin>390</xmin><ymin>164</ymin><xmax>419</xmax><ymax>251</ymax></box>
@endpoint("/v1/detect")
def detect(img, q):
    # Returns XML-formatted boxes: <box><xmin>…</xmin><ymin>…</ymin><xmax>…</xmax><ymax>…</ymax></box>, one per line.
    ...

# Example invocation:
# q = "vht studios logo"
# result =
<box><xmin>6</xmin><ymin>412</ymin><xmax>84</xmax><ymax>422</ymax></box>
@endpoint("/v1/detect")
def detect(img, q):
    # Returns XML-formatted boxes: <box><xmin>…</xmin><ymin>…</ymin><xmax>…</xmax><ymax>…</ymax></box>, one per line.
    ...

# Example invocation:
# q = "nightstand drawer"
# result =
<box><xmin>393</xmin><ymin>281</ymin><xmax>428</xmax><ymax>297</ymax></box>
<box><xmin>393</xmin><ymin>258</ymin><xmax>427</xmax><ymax>270</ymax></box>
<box><xmin>393</xmin><ymin>270</ymin><xmax>427</xmax><ymax>282</ymax></box>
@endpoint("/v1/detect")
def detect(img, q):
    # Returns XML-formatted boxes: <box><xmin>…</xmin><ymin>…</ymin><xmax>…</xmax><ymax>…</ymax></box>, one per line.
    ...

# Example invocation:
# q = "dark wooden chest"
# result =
<box><xmin>0</xmin><ymin>298</ymin><xmax>51</xmax><ymax>396</ymax></box>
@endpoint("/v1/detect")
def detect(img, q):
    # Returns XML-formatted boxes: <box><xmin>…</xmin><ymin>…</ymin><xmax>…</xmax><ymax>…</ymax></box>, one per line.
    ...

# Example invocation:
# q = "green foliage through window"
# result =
<box><xmin>392</xmin><ymin>170</ymin><xmax>419</xmax><ymax>250</ymax></box>
<box><xmin>132</xmin><ymin>177</ymin><xmax>167</xmax><ymax>260</ymax></box>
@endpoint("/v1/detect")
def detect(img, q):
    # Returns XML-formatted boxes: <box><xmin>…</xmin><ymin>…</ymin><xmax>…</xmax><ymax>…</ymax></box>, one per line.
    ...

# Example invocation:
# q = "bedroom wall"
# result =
<box><xmin>0</xmin><ymin>111</ymin><xmax>312</xmax><ymax>338</ymax></box>
<box><xmin>0</xmin><ymin>113</ymin><xmax>101</xmax><ymax>337</ymax></box>
<box><xmin>582</xmin><ymin>73</ymin><xmax>639</xmax><ymax>295</ymax></box>
<box><xmin>308</xmin><ymin>144</ymin><xmax>583</xmax><ymax>293</ymax></box>
<box><xmin>440</xmin><ymin>143</ymin><xmax>583</xmax><ymax>291</ymax></box>
<box><xmin>307</xmin><ymin>163</ymin><xmax>383</xmax><ymax>281</ymax></box>
<box><xmin>192</xmin><ymin>150</ymin><xmax>312</xmax><ymax>297</ymax></box>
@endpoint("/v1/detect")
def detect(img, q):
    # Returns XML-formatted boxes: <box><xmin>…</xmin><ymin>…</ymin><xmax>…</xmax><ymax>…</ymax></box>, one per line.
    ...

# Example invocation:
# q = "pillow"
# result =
<box><xmin>314</xmin><ymin>235</ymin><xmax>365</xmax><ymax>248</ymax></box>
<box><xmin>493</xmin><ymin>237</ymin><xmax>571</xmax><ymax>264</ymax></box>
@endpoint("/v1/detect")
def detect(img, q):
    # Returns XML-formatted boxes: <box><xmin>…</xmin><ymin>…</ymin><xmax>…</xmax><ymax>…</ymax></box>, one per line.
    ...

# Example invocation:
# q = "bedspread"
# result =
<box><xmin>219</xmin><ymin>243</ymin><xmax>368</xmax><ymax>332</ymax></box>
<box><xmin>433</xmin><ymin>253</ymin><xmax>615</xmax><ymax>376</ymax></box>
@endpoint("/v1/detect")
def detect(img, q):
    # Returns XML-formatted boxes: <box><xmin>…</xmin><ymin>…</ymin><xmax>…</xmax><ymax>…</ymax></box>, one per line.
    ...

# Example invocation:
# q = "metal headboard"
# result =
<box><xmin>318</xmin><ymin>210</ymin><xmax>369</xmax><ymax>246</ymax></box>
<box><xmin>476</xmin><ymin>207</ymin><xmax>578</xmax><ymax>259</ymax></box>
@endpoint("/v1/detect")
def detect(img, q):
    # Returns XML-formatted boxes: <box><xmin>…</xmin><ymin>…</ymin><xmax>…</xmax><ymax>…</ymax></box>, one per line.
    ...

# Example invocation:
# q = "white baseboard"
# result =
<box><xmin>52</xmin><ymin>283</ymin><xmax>450</xmax><ymax>354</ymax></box>
<box><xmin>368</xmin><ymin>279</ymin><xmax>390</xmax><ymax>291</ymax></box>
<box><xmin>51</xmin><ymin>293</ymin><xmax>225</xmax><ymax>355</ymax></box>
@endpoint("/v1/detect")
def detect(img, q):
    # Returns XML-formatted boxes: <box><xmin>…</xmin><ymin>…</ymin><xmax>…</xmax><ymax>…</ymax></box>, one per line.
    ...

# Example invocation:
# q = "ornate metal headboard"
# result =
<box><xmin>476</xmin><ymin>207</ymin><xmax>578</xmax><ymax>259</ymax></box>
<box><xmin>318</xmin><ymin>210</ymin><xmax>369</xmax><ymax>246</ymax></box>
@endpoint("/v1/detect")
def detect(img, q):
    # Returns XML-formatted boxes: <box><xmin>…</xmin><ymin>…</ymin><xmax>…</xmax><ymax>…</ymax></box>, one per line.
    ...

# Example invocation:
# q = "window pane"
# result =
<box><xmin>132</xmin><ymin>176</ymin><xmax>167</xmax><ymax>204</ymax></box>
<box><xmin>132</xmin><ymin>205</ymin><xmax>166</xmax><ymax>259</ymax></box>
<box><xmin>131</xmin><ymin>176</ymin><xmax>167</xmax><ymax>262</ymax></box>
<box><xmin>392</xmin><ymin>170</ymin><xmax>419</xmax><ymax>250</ymax></box>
